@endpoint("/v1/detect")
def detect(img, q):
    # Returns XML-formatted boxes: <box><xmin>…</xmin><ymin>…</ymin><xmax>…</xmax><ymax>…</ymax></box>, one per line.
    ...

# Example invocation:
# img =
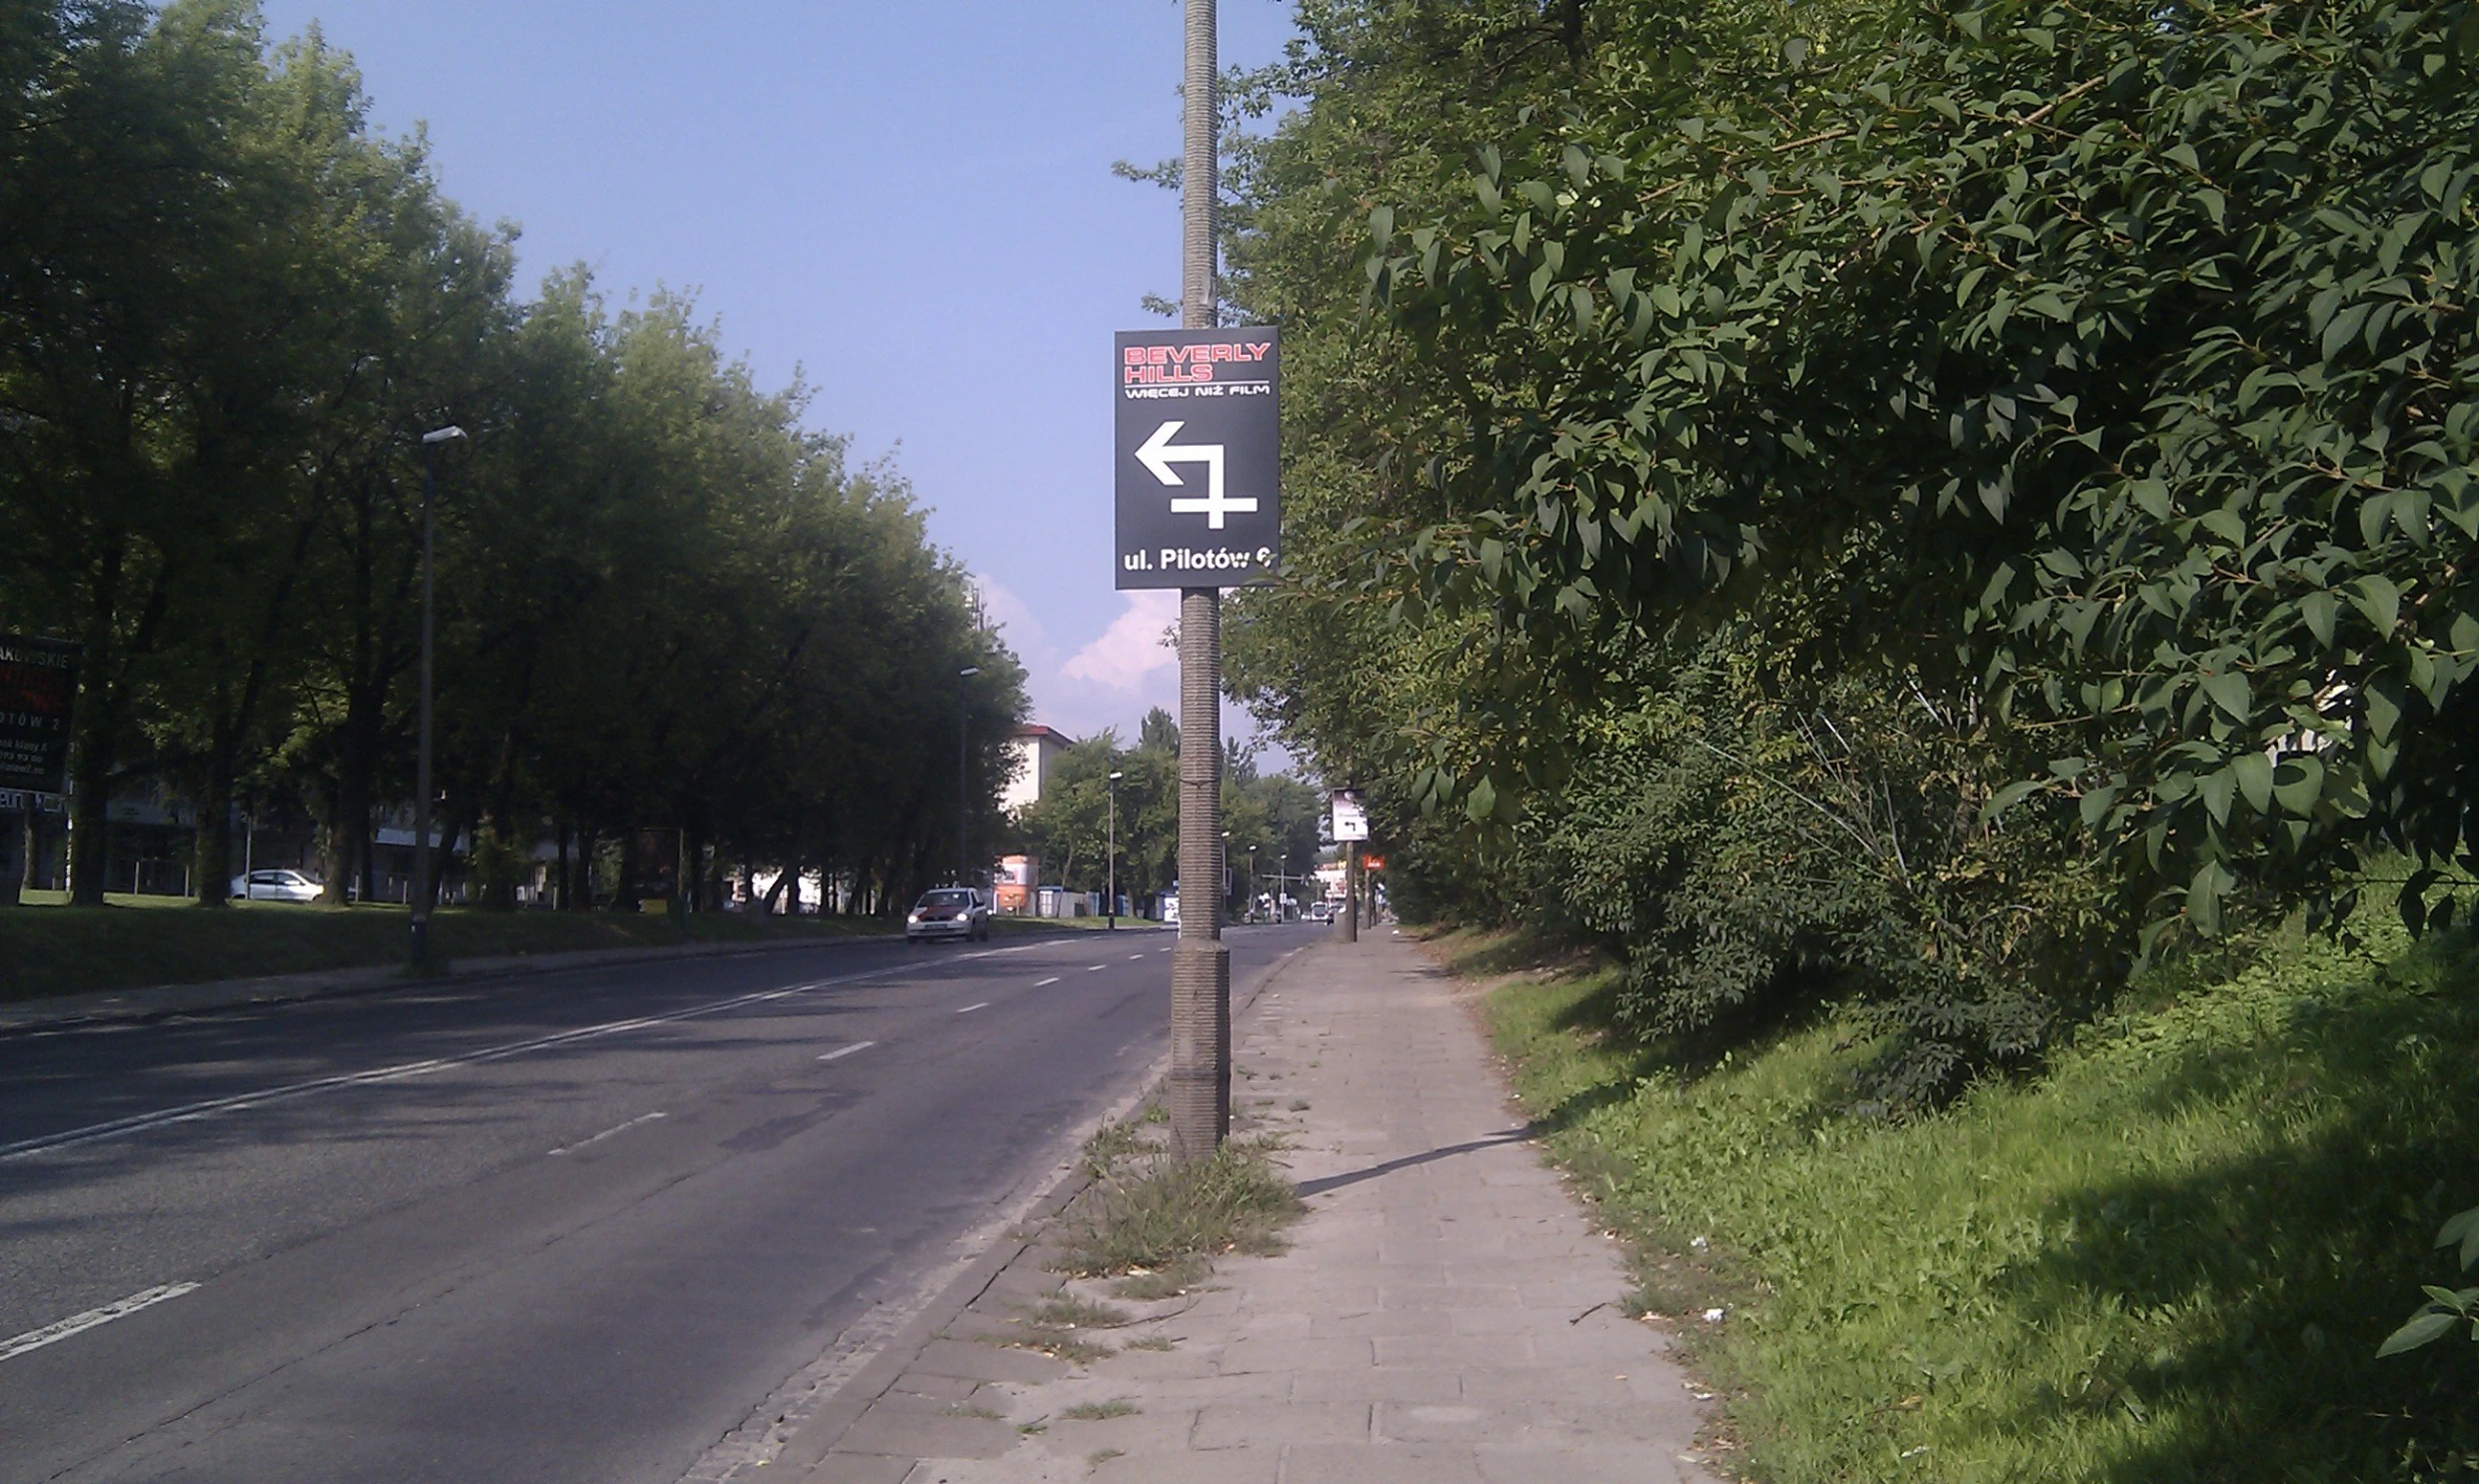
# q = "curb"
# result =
<box><xmin>769</xmin><ymin>940</ymin><xmax>1317</xmax><ymax>1481</ymax></box>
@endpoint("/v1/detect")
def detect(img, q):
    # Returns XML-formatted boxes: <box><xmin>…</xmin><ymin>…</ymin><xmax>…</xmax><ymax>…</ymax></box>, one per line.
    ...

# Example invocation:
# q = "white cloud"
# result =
<box><xmin>1061</xmin><ymin>590</ymin><xmax>1180</xmax><ymax>690</ymax></box>
<box><xmin>971</xmin><ymin>571</ymin><xmax>1048</xmax><ymax>656</ymax></box>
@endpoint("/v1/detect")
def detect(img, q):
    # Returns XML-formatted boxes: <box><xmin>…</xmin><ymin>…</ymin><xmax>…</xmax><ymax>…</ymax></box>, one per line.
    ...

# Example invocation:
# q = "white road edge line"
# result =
<box><xmin>547</xmin><ymin>1110</ymin><xmax>665</xmax><ymax>1157</ymax></box>
<box><xmin>1034</xmin><ymin>976</ymin><xmax>1062</xmax><ymax>987</ymax></box>
<box><xmin>1</xmin><ymin>961</ymin><xmax>924</xmax><ymax>1163</ymax></box>
<box><xmin>1</xmin><ymin>1283</ymin><xmax>201</xmax><ymax>1364</ymax></box>
<box><xmin>955</xmin><ymin>1002</ymin><xmax>990</xmax><ymax>1014</ymax></box>
<box><xmin>818</xmin><ymin>1040</ymin><xmax>877</xmax><ymax>1062</ymax></box>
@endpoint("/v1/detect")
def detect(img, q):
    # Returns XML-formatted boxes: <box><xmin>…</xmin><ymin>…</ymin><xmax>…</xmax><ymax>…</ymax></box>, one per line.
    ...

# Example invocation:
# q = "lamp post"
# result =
<box><xmin>1245</xmin><ymin>844</ymin><xmax>1257</xmax><ymax>922</ymax></box>
<box><xmin>1106</xmin><ymin>768</ymin><xmax>1123</xmax><ymax>930</ymax></box>
<box><xmin>410</xmin><ymin>424</ymin><xmax>465</xmax><ymax>969</ymax></box>
<box><xmin>956</xmin><ymin>666</ymin><xmax>980</xmax><ymax>885</ymax></box>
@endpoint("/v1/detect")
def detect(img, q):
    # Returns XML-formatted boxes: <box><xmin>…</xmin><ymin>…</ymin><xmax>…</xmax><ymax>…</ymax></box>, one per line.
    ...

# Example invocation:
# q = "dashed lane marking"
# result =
<box><xmin>548</xmin><ymin>1110</ymin><xmax>664</xmax><ymax>1156</ymax></box>
<box><xmin>1035</xmin><ymin>976</ymin><xmax>1062</xmax><ymax>987</ymax></box>
<box><xmin>1087</xmin><ymin>964</ymin><xmax>1108</xmax><ymax>972</ymax></box>
<box><xmin>1</xmin><ymin>961</ymin><xmax>924</xmax><ymax>1163</ymax></box>
<box><xmin>955</xmin><ymin>1002</ymin><xmax>990</xmax><ymax>1014</ymax></box>
<box><xmin>2</xmin><ymin>1283</ymin><xmax>201</xmax><ymax>1364</ymax></box>
<box><xmin>818</xmin><ymin>1040</ymin><xmax>877</xmax><ymax>1061</ymax></box>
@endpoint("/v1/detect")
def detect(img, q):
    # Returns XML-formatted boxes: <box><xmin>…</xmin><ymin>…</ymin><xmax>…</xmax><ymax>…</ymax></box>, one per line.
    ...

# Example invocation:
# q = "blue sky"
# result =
<box><xmin>255</xmin><ymin>0</ymin><xmax>1302</xmax><ymax>754</ymax></box>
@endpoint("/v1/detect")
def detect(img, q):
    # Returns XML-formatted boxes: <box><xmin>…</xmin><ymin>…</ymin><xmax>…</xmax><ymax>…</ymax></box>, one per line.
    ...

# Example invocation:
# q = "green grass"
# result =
<box><xmin>1056</xmin><ymin>1117</ymin><xmax>1305</xmax><ymax>1280</ymax></box>
<box><xmin>1023</xmin><ymin>1295</ymin><xmax>1134</xmax><ymax>1330</ymax></box>
<box><xmin>1467</xmin><ymin>917</ymin><xmax>2479</xmax><ymax>1482</ymax></box>
<box><xmin>1061</xmin><ymin>1398</ymin><xmax>1139</xmax><ymax>1421</ymax></box>
<box><xmin>0</xmin><ymin>897</ymin><xmax>899</xmax><ymax>1004</ymax></box>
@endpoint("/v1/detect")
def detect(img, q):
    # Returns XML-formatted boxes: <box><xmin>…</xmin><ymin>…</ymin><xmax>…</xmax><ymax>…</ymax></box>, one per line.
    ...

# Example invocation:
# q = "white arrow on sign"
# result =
<box><xmin>1135</xmin><ymin>420</ymin><xmax>1256</xmax><ymax>530</ymax></box>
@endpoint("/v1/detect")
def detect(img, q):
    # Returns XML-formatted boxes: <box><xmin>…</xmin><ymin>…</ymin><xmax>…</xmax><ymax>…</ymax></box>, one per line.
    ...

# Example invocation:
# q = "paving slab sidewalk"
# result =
<box><xmin>790</xmin><ymin>931</ymin><xmax>1724</xmax><ymax>1484</ymax></box>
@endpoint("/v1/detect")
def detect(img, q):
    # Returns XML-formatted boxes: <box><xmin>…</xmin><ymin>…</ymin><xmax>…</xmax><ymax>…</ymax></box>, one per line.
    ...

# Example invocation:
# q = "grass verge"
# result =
<box><xmin>0</xmin><ymin>898</ymin><xmax>900</xmax><ymax>1005</ymax></box>
<box><xmin>1462</xmin><ymin>916</ymin><xmax>2479</xmax><ymax>1482</ymax></box>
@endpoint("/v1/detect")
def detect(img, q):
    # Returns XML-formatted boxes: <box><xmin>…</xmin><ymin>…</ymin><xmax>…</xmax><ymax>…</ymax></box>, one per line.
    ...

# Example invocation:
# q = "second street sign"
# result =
<box><xmin>1114</xmin><ymin>327</ymin><xmax>1279</xmax><ymax>589</ymax></box>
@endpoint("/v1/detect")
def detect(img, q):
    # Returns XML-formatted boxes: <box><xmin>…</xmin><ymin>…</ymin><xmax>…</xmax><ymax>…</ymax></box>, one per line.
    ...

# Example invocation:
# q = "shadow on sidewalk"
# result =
<box><xmin>1293</xmin><ymin>1126</ymin><xmax>1535</xmax><ymax>1197</ymax></box>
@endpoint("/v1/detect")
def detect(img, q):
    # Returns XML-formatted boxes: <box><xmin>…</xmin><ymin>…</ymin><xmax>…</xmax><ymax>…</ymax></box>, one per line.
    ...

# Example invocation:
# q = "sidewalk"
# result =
<box><xmin>788</xmin><ymin>931</ymin><xmax>1723</xmax><ymax>1484</ymax></box>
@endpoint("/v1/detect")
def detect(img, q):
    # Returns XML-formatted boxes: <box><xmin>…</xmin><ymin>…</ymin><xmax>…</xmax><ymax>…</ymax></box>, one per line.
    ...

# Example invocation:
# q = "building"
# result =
<box><xmin>1001</xmin><ymin>724</ymin><xmax>1077</xmax><ymax>813</ymax></box>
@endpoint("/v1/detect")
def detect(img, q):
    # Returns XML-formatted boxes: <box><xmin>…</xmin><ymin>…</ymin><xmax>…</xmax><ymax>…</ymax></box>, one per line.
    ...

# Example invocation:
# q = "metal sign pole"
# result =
<box><xmin>1169</xmin><ymin>0</ymin><xmax>1230</xmax><ymax>1159</ymax></box>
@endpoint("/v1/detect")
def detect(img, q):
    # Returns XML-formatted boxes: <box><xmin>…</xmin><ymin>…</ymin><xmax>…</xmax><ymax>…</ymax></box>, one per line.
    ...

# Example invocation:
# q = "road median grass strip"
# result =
<box><xmin>1459</xmin><ymin>917</ymin><xmax>2479</xmax><ymax>1481</ymax></box>
<box><xmin>0</xmin><ymin>899</ymin><xmax>896</xmax><ymax>1006</ymax></box>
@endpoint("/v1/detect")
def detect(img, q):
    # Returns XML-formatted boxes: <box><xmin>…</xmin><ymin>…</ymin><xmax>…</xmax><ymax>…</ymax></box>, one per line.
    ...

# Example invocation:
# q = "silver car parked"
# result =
<box><xmin>229</xmin><ymin>868</ymin><xmax>323</xmax><ymax>902</ymax></box>
<box><xmin>906</xmin><ymin>887</ymin><xmax>990</xmax><ymax>943</ymax></box>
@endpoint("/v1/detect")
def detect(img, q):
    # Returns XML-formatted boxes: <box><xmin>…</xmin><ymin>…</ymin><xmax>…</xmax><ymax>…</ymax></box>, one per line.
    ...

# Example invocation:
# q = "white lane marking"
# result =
<box><xmin>1157</xmin><ymin>947</ymin><xmax>1173</xmax><ymax>954</ymax></box>
<box><xmin>1087</xmin><ymin>964</ymin><xmax>1108</xmax><ymax>972</ymax></box>
<box><xmin>961</xmin><ymin>943</ymin><xmax>1042</xmax><ymax>960</ymax></box>
<box><xmin>1035</xmin><ymin>976</ymin><xmax>1062</xmax><ymax>987</ymax></box>
<box><xmin>818</xmin><ymin>1040</ymin><xmax>877</xmax><ymax>1062</ymax></box>
<box><xmin>1129</xmin><ymin>953</ymin><xmax>1146</xmax><ymax>960</ymax></box>
<box><xmin>955</xmin><ymin>1002</ymin><xmax>990</xmax><ymax>1014</ymax></box>
<box><xmin>1</xmin><ymin>962</ymin><xmax>925</xmax><ymax>1163</ymax></box>
<box><xmin>1</xmin><ymin>1283</ymin><xmax>201</xmax><ymax>1364</ymax></box>
<box><xmin>548</xmin><ymin>1110</ymin><xmax>665</xmax><ymax>1156</ymax></box>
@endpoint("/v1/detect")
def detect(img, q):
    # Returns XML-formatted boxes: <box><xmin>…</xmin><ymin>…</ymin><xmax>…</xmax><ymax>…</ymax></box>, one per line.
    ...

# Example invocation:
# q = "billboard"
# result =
<box><xmin>0</xmin><ymin>634</ymin><xmax>79</xmax><ymax>794</ymax></box>
<box><xmin>1114</xmin><ymin>327</ymin><xmax>1279</xmax><ymax>589</ymax></box>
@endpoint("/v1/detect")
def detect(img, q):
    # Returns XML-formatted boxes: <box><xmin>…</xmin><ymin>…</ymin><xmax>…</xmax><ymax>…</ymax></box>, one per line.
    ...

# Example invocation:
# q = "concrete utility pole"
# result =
<box><xmin>1337</xmin><ymin>846</ymin><xmax>1358</xmax><ymax>942</ymax></box>
<box><xmin>1170</xmin><ymin>0</ymin><xmax>1230</xmax><ymax>1159</ymax></box>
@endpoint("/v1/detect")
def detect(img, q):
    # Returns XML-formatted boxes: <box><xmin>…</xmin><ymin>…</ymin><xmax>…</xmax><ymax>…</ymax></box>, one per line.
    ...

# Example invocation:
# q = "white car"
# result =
<box><xmin>906</xmin><ymin>887</ymin><xmax>991</xmax><ymax>942</ymax></box>
<box><xmin>230</xmin><ymin>868</ymin><xmax>322</xmax><ymax>902</ymax></box>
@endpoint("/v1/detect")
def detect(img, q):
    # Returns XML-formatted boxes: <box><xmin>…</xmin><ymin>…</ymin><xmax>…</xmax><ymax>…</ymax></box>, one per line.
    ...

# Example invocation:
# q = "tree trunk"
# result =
<box><xmin>194</xmin><ymin>793</ymin><xmax>233</xmax><ymax>907</ymax></box>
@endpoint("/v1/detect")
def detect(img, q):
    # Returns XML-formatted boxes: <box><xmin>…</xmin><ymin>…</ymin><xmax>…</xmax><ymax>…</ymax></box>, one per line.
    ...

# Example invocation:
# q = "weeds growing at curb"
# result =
<box><xmin>1024</xmin><ymin>1294</ymin><xmax>1133</xmax><ymax>1330</ymax></box>
<box><xmin>1089</xmin><ymin>1450</ymin><xmax>1124</xmax><ymax>1467</ymax></box>
<box><xmin>1056</xmin><ymin>1116</ymin><xmax>1304</xmax><ymax>1279</ymax></box>
<box><xmin>1126</xmin><ymin>1334</ymin><xmax>1177</xmax><ymax>1351</ymax></box>
<box><xmin>946</xmin><ymin>1403</ymin><xmax>1004</xmax><ymax>1421</ymax></box>
<box><xmin>1110</xmin><ymin>1258</ymin><xmax>1209</xmax><ymax>1300</ymax></box>
<box><xmin>997</xmin><ymin>1326</ymin><xmax>1113</xmax><ymax>1366</ymax></box>
<box><xmin>1062</xmin><ymin>1398</ymin><xmax>1139</xmax><ymax>1420</ymax></box>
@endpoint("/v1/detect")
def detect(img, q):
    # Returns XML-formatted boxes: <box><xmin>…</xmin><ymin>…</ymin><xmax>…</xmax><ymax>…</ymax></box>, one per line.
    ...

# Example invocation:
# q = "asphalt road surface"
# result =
<box><xmin>0</xmin><ymin>921</ymin><xmax>1318</xmax><ymax>1483</ymax></box>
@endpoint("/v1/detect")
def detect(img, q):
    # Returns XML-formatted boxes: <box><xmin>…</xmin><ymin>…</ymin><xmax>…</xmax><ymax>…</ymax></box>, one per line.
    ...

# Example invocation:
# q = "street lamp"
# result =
<box><xmin>956</xmin><ymin>666</ymin><xmax>980</xmax><ymax>885</ymax></box>
<box><xmin>410</xmin><ymin>424</ymin><xmax>464</xmax><ymax>969</ymax></box>
<box><xmin>1106</xmin><ymin>768</ymin><xmax>1124</xmax><ymax>931</ymax></box>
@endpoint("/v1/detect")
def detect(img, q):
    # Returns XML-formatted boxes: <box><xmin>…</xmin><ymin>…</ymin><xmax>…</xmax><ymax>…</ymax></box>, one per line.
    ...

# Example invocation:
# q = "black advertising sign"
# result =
<box><xmin>0</xmin><ymin>634</ymin><xmax>79</xmax><ymax>794</ymax></box>
<box><xmin>1114</xmin><ymin>327</ymin><xmax>1279</xmax><ymax>589</ymax></box>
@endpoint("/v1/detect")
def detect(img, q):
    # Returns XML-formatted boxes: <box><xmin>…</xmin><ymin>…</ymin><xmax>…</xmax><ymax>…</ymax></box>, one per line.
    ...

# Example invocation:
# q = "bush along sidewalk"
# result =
<box><xmin>1458</xmin><ymin>915</ymin><xmax>2479</xmax><ymax>1482</ymax></box>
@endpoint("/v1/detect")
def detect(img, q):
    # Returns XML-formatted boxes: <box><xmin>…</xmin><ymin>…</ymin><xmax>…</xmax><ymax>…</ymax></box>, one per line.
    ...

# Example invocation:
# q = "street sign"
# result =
<box><xmin>1330</xmin><ymin>788</ymin><xmax>1367</xmax><ymax>842</ymax></box>
<box><xmin>0</xmin><ymin>634</ymin><xmax>79</xmax><ymax>794</ymax></box>
<box><xmin>1115</xmin><ymin>327</ymin><xmax>1279</xmax><ymax>589</ymax></box>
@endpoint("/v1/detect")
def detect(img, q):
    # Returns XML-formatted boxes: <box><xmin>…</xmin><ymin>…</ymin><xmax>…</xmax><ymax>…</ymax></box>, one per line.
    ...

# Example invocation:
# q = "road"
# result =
<box><xmin>0</xmin><ymin>921</ymin><xmax>1317</xmax><ymax>1483</ymax></box>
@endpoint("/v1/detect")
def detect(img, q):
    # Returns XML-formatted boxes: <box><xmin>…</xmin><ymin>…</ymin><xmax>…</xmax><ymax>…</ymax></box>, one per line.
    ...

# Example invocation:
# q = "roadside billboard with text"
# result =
<box><xmin>1114</xmin><ymin>328</ymin><xmax>1279</xmax><ymax>589</ymax></box>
